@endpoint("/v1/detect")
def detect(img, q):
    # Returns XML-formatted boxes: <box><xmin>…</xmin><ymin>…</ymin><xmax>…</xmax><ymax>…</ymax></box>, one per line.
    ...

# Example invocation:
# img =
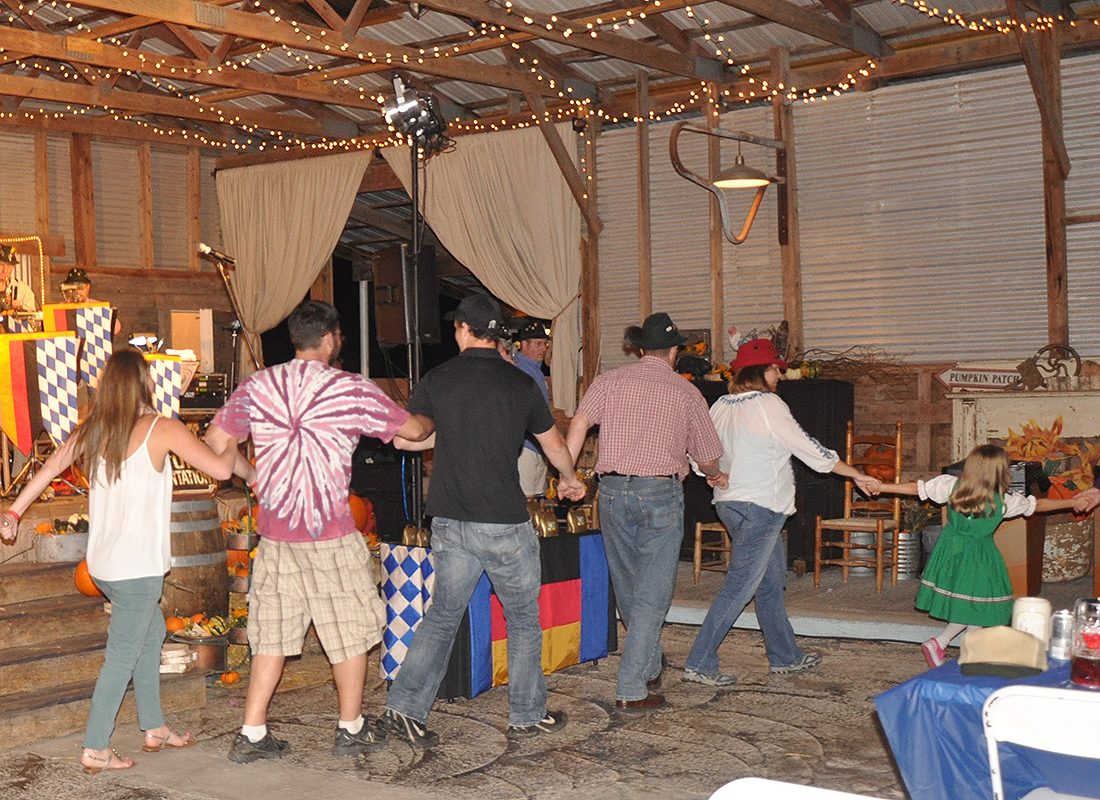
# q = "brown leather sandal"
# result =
<box><xmin>81</xmin><ymin>749</ymin><xmax>135</xmax><ymax>774</ymax></box>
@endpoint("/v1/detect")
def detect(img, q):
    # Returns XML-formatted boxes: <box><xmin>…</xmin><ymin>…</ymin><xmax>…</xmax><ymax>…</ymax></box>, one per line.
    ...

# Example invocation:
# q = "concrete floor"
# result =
<box><xmin>2</xmin><ymin>563</ymin><xmax>1094</xmax><ymax>800</ymax></box>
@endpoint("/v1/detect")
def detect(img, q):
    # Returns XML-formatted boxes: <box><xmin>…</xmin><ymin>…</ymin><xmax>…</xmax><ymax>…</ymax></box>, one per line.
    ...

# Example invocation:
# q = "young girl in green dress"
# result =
<box><xmin>878</xmin><ymin>444</ymin><xmax>1082</xmax><ymax>668</ymax></box>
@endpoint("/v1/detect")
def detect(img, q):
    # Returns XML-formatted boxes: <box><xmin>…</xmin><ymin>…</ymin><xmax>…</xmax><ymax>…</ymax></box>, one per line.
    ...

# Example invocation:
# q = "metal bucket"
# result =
<box><xmin>162</xmin><ymin>496</ymin><xmax>228</xmax><ymax>618</ymax></box>
<box><xmin>894</xmin><ymin>530</ymin><xmax>921</xmax><ymax>580</ymax></box>
<box><xmin>848</xmin><ymin>530</ymin><xmax>876</xmax><ymax>576</ymax></box>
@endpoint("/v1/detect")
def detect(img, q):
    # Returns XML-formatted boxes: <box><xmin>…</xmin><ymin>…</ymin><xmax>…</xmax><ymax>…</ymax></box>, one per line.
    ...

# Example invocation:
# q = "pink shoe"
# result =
<box><xmin>921</xmin><ymin>638</ymin><xmax>946</xmax><ymax>668</ymax></box>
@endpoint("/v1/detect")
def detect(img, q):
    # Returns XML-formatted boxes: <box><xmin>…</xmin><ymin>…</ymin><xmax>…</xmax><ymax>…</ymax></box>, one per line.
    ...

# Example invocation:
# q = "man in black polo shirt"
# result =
<box><xmin>381</xmin><ymin>293</ymin><xmax>585</xmax><ymax>747</ymax></box>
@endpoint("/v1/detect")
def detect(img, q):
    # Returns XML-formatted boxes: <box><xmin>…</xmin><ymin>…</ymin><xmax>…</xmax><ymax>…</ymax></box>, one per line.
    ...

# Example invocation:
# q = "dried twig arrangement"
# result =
<box><xmin>798</xmin><ymin>345</ymin><xmax>910</xmax><ymax>385</ymax></box>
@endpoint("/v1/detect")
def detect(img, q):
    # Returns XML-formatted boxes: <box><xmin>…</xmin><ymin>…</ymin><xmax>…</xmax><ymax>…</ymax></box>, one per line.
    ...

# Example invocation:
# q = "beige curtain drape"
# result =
<box><xmin>383</xmin><ymin>124</ymin><xmax>582</xmax><ymax>413</ymax></box>
<box><xmin>216</xmin><ymin>150</ymin><xmax>371</xmax><ymax>375</ymax></box>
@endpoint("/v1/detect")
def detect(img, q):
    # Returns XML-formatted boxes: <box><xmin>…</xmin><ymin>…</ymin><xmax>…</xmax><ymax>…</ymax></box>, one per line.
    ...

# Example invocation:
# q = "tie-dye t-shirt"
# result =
<box><xmin>213</xmin><ymin>359</ymin><xmax>409</xmax><ymax>542</ymax></box>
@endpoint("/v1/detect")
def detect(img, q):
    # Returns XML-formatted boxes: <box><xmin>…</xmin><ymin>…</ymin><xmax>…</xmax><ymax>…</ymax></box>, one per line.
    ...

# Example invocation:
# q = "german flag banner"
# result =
<box><xmin>0</xmin><ymin>332</ymin><xmax>79</xmax><ymax>455</ymax></box>
<box><xmin>380</xmin><ymin>532</ymin><xmax>615</xmax><ymax>700</ymax></box>
<box><xmin>144</xmin><ymin>354</ymin><xmax>183</xmax><ymax>419</ymax></box>
<box><xmin>477</xmin><ymin>532</ymin><xmax>612</xmax><ymax>696</ymax></box>
<box><xmin>42</xmin><ymin>303</ymin><xmax>113</xmax><ymax>389</ymax></box>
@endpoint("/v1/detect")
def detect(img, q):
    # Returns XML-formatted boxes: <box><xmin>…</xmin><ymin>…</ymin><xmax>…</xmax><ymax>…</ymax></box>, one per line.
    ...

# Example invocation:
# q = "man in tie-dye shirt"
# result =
<box><xmin>207</xmin><ymin>300</ymin><xmax>431</xmax><ymax>763</ymax></box>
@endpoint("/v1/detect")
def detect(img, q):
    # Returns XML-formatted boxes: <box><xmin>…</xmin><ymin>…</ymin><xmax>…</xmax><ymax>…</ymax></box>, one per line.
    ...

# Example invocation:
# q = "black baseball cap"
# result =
<box><xmin>445</xmin><ymin>293</ymin><xmax>504</xmax><ymax>333</ymax></box>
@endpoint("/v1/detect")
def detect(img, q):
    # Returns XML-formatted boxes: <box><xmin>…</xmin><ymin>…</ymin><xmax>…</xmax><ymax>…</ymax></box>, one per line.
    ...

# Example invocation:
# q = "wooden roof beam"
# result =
<box><xmin>0</xmin><ymin>26</ymin><xmax>380</xmax><ymax>111</ymax></box>
<box><xmin>0</xmin><ymin>72</ymin><xmax>328</xmax><ymax>136</ymax></box>
<box><xmin>713</xmin><ymin>0</ymin><xmax>893</xmax><ymax>57</ymax></box>
<box><xmin>398</xmin><ymin>0</ymin><xmax>729</xmax><ymax>82</ymax></box>
<box><xmin>67</xmin><ymin>0</ymin><xmax>554</xmax><ymax>95</ymax></box>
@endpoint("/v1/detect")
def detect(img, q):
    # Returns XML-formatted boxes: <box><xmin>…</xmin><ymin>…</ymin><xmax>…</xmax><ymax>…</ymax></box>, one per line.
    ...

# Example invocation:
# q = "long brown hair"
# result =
<box><xmin>950</xmin><ymin>444</ymin><xmax>1011</xmax><ymax>517</ymax></box>
<box><xmin>71</xmin><ymin>348</ymin><xmax>155</xmax><ymax>483</ymax></box>
<box><xmin>728</xmin><ymin>364</ymin><xmax>772</xmax><ymax>394</ymax></box>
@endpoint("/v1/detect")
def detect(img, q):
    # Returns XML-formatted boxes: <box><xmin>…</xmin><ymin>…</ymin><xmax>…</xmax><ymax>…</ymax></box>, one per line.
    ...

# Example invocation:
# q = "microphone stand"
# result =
<box><xmin>214</xmin><ymin>258</ymin><xmax>261</xmax><ymax>379</ymax></box>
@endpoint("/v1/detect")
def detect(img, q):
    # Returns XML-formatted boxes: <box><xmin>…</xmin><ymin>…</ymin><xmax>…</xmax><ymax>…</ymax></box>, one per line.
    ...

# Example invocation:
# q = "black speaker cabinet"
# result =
<box><xmin>372</xmin><ymin>244</ymin><xmax>440</xmax><ymax>346</ymax></box>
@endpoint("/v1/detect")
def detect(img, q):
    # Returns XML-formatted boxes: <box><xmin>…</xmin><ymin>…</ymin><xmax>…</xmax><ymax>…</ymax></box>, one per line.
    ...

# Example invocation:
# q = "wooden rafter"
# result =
<box><xmin>714</xmin><ymin>0</ymin><xmax>893</xmax><ymax>57</ymax></box>
<box><xmin>65</xmin><ymin>0</ymin><xmax>554</xmax><ymax>96</ymax></box>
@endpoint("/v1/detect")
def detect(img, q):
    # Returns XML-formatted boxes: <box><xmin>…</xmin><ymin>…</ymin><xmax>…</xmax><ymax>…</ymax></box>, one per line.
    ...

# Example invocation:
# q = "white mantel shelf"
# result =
<box><xmin>948</xmin><ymin>389</ymin><xmax>1100</xmax><ymax>461</ymax></box>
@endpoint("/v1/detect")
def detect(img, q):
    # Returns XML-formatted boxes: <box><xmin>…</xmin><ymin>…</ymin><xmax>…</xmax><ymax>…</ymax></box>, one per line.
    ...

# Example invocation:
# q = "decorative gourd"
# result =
<box><xmin>74</xmin><ymin>559</ymin><xmax>104</xmax><ymax>597</ymax></box>
<box><xmin>863</xmin><ymin>444</ymin><xmax>896</xmax><ymax>481</ymax></box>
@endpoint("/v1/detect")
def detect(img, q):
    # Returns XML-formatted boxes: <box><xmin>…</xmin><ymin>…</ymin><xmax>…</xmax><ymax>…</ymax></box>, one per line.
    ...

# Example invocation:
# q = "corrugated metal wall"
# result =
<box><xmin>596</xmin><ymin>52</ymin><xmax>1100</xmax><ymax>370</ymax></box>
<box><xmin>151</xmin><ymin>149</ymin><xmax>188</xmax><ymax>271</ymax></box>
<box><xmin>91</xmin><ymin>140</ymin><xmax>142</xmax><ymax>269</ymax></box>
<box><xmin>0</xmin><ymin>133</ymin><xmax>219</xmax><ymax>273</ymax></box>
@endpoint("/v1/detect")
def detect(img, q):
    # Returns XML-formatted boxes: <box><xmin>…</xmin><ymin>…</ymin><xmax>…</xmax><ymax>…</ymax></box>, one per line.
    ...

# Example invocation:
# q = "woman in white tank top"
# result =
<box><xmin>1</xmin><ymin>349</ymin><xmax>253</xmax><ymax>773</ymax></box>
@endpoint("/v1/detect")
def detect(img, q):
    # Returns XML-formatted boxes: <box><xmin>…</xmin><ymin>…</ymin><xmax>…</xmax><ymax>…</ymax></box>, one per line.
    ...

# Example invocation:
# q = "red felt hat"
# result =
<box><xmin>730</xmin><ymin>338</ymin><xmax>788</xmax><ymax>371</ymax></box>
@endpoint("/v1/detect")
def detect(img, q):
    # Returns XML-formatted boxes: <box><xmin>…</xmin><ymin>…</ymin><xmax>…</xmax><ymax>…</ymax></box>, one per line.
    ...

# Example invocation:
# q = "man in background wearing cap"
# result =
<box><xmin>566</xmin><ymin>312</ymin><xmax>725</xmax><ymax>710</ymax></box>
<box><xmin>0</xmin><ymin>247</ymin><xmax>37</xmax><ymax>314</ymax></box>
<box><xmin>60</xmin><ymin>268</ymin><xmax>121</xmax><ymax>336</ymax></box>
<box><xmin>382</xmin><ymin>293</ymin><xmax>586</xmax><ymax>746</ymax></box>
<box><xmin>512</xmin><ymin>317</ymin><xmax>554</xmax><ymax>498</ymax></box>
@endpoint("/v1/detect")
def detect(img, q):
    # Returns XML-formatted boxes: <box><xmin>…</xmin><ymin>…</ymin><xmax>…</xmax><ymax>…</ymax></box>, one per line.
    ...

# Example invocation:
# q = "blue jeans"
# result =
<box><xmin>685</xmin><ymin>501</ymin><xmax>804</xmax><ymax>672</ymax></box>
<box><xmin>385</xmin><ymin>517</ymin><xmax>547</xmax><ymax>727</ymax></box>
<box><xmin>598</xmin><ymin>475</ymin><xmax>683</xmax><ymax>701</ymax></box>
<box><xmin>84</xmin><ymin>576</ymin><xmax>167</xmax><ymax>749</ymax></box>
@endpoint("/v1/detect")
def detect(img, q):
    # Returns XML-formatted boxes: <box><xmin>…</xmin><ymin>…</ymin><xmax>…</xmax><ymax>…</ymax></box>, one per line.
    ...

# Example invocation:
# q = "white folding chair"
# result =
<box><xmin>708</xmin><ymin>777</ymin><xmax>887</xmax><ymax>799</ymax></box>
<box><xmin>982</xmin><ymin>685</ymin><xmax>1100</xmax><ymax>800</ymax></box>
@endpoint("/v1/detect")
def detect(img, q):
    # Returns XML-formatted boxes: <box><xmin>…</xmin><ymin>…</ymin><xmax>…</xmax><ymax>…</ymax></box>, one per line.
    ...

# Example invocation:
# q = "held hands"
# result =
<box><xmin>1074</xmin><ymin>487</ymin><xmax>1100</xmax><ymax>515</ymax></box>
<box><xmin>854</xmin><ymin>474</ymin><xmax>882</xmax><ymax>497</ymax></box>
<box><xmin>707</xmin><ymin>471</ymin><xmax>729</xmax><ymax>490</ymax></box>
<box><xmin>557</xmin><ymin>473</ymin><xmax>587</xmax><ymax>502</ymax></box>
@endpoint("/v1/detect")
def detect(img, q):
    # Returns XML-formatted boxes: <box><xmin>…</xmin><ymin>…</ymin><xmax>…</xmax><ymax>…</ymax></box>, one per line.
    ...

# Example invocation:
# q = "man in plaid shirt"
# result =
<box><xmin>567</xmin><ymin>312</ymin><xmax>724</xmax><ymax>709</ymax></box>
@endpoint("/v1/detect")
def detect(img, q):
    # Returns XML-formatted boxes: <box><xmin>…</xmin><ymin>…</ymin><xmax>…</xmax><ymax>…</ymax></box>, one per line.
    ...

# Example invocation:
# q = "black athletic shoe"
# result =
<box><xmin>378</xmin><ymin>709</ymin><xmax>440</xmax><ymax>748</ymax></box>
<box><xmin>227</xmin><ymin>731</ymin><xmax>290</xmax><ymax>763</ymax></box>
<box><xmin>332</xmin><ymin>721</ymin><xmax>387</xmax><ymax>756</ymax></box>
<box><xmin>506</xmin><ymin>710</ymin><xmax>568</xmax><ymax>740</ymax></box>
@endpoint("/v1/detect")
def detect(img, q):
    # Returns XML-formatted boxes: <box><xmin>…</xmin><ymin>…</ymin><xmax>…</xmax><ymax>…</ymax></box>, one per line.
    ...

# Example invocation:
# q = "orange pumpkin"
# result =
<box><xmin>36</xmin><ymin>521</ymin><xmax>54</xmax><ymax>534</ymax></box>
<box><xmin>862</xmin><ymin>444</ymin><xmax>896</xmax><ymax>481</ymax></box>
<box><xmin>165</xmin><ymin>616</ymin><xmax>187</xmax><ymax>633</ymax></box>
<box><xmin>190</xmin><ymin>612</ymin><xmax>206</xmax><ymax>624</ymax></box>
<box><xmin>74</xmin><ymin>560</ymin><xmax>104</xmax><ymax>597</ymax></box>
<box><xmin>220</xmin><ymin>671</ymin><xmax>241</xmax><ymax>685</ymax></box>
<box><xmin>348</xmin><ymin>494</ymin><xmax>370</xmax><ymax>532</ymax></box>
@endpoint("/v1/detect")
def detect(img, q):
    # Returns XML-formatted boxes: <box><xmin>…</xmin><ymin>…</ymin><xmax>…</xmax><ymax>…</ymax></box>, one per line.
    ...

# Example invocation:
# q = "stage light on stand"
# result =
<box><xmin>382</xmin><ymin>75</ymin><xmax>448</xmax><ymax>157</ymax></box>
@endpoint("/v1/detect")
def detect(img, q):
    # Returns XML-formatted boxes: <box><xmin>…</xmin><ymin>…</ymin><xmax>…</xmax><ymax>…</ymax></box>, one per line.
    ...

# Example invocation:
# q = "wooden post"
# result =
<box><xmin>33</xmin><ymin>131</ymin><xmax>50</xmax><ymax>305</ymax></box>
<box><xmin>138</xmin><ymin>143</ymin><xmax>155</xmax><ymax>270</ymax></box>
<box><xmin>310</xmin><ymin>256</ymin><xmax>334</xmax><ymax>305</ymax></box>
<box><xmin>636</xmin><ymin>71</ymin><xmax>652</xmax><ymax>319</ymax></box>
<box><xmin>771</xmin><ymin>47</ymin><xmax>804</xmax><ymax>360</ymax></box>
<box><xmin>70</xmin><ymin>133</ymin><xmax>96</xmax><ymax>268</ymax></box>
<box><xmin>581</xmin><ymin>116</ymin><xmax>601</xmax><ymax>393</ymax></box>
<box><xmin>706</xmin><ymin>83</ymin><xmax>723</xmax><ymax>360</ymax></box>
<box><xmin>1038</xmin><ymin>27</ymin><xmax>1068</xmax><ymax>346</ymax></box>
<box><xmin>187</xmin><ymin>149</ymin><xmax>202</xmax><ymax>271</ymax></box>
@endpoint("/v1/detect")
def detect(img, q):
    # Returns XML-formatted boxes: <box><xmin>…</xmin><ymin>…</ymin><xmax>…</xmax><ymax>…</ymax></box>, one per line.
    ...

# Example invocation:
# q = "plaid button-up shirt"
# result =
<box><xmin>577</xmin><ymin>355</ymin><xmax>723</xmax><ymax>479</ymax></box>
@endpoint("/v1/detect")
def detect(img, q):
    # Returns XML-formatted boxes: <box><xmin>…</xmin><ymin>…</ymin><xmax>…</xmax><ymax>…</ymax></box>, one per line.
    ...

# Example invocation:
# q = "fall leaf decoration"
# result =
<box><xmin>1006</xmin><ymin>417</ymin><xmax>1076</xmax><ymax>465</ymax></box>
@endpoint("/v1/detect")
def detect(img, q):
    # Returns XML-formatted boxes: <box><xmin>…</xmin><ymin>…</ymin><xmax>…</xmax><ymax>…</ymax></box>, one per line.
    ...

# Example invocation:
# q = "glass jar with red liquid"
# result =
<box><xmin>1070</xmin><ymin>598</ymin><xmax>1100</xmax><ymax>689</ymax></box>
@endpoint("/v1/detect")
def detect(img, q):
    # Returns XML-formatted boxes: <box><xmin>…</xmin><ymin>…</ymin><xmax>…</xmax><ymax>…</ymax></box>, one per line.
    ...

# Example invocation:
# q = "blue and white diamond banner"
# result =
<box><xmin>379</xmin><ymin>544</ymin><xmax>435</xmax><ymax>680</ymax></box>
<box><xmin>145</xmin><ymin>354</ymin><xmax>182</xmax><ymax>419</ymax></box>
<box><xmin>34</xmin><ymin>334</ymin><xmax>79</xmax><ymax>443</ymax></box>
<box><xmin>75</xmin><ymin>304</ymin><xmax>112</xmax><ymax>390</ymax></box>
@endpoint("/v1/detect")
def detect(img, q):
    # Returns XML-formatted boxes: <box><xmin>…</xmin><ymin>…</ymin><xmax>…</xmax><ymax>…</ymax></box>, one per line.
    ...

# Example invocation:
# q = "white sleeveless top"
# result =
<box><xmin>86</xmin><ymin>415</ymin><xmax>174</xmax><ymax>582</ymax></box>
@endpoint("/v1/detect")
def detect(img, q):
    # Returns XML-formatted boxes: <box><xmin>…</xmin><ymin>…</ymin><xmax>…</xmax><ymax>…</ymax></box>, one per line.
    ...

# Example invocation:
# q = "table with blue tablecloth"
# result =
<box><xmin>875</xmin><ymin>660</ymin><xmax>1100</xmax><ymax>800</ymax></box>
<box><xmin>379</xmin><ymin>530</ymin><xmax>616</xmax><ymax>700</ymax></box>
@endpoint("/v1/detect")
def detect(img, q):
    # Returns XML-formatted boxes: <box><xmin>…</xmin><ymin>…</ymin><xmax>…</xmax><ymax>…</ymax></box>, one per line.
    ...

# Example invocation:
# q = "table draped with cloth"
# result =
<box><xmin>379</xmin><ymin>530</ymin><xmax>616</xmax><ymax>699</ymax></box>
<box><xmin>875</xmin><ymin>660</ymin><xmax>1100</xmax><ymax>800</ymax></box>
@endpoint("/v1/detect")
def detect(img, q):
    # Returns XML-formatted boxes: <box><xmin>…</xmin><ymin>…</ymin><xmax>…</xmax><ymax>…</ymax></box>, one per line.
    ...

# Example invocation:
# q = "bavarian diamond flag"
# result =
<box><xmin>144</xmin><ymin>354</ymin><xmax>182</xmax><ymax>419</ymax></box>
<box><xmin>42</xmin><ymin>302</ymin><xmax>113</xmax><ymax>389</ymax></box>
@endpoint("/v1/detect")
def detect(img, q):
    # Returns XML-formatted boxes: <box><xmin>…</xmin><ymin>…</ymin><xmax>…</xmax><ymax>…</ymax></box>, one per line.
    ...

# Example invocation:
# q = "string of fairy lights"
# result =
<box><xmin>0</xmin><ymin>0</ymin><xmax>1097</xmax><ymax>154</ymax></box>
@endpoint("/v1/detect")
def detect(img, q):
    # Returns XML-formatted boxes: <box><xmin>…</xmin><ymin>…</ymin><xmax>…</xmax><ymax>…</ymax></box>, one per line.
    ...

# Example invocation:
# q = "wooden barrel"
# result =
<box><xmin>161</xmin><ymin>496</ymin><xmax>228</xmax><ymax>618</ymax></box>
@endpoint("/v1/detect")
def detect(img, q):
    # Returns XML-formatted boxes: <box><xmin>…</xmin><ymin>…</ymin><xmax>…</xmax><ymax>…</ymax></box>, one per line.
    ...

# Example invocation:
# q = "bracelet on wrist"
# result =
<box><xmin>4</xmin><ymin>509</ymin><xmax>19</xmax><ymax>523</ymax></box>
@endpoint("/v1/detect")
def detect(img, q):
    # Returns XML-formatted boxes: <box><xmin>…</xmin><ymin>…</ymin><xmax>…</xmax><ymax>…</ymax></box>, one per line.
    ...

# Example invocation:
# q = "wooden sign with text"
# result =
<box><xmin>935</xmin><ymin>366</ymin><xmax>1020</xmax><ymax>391</ymax></box>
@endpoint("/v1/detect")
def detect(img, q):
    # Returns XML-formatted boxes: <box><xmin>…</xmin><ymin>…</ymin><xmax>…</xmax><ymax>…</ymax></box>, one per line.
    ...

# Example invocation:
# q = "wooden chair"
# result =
<box><xmin>693</xmin><ymin>521</ymin><xmax>731</xmax><ymax>584</ymax></box>
<box><xmin>814</xmin><ymin>421</ymin><xmax>903</xmax><ymax>593</ymax></box>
